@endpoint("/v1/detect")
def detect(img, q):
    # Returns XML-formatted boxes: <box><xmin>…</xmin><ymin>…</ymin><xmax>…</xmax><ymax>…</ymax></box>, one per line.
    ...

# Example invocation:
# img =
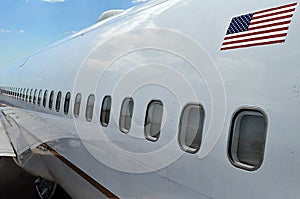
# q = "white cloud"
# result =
<box><xmin>19</xmin><ymin>30</ymin><xmax>25</xmax><ymax>33</ymax></box>
<box><xmin>132</xmin><ymin>0</ymin><xmax>147</xmax><ymax>3</ymax></box>
<box><xmin>0</xmin><ymin>29</ymin><xmax>11</xmax><ymax>33</ymax></box>
<box><xmin>42</xmin><ymin>0</ymin><xmax>65</xmax><ymax>3</ymax></box>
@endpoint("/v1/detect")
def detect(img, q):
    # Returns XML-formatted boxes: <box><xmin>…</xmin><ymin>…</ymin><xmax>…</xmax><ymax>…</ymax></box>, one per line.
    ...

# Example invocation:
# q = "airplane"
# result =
<box><xmin>0</xmin><ymin>0</ymin><xmax>299</xmax><ymax>198</ymax></box>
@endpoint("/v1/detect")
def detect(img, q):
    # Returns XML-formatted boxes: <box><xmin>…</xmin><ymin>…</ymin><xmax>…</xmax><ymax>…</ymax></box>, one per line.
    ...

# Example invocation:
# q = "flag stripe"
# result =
<box><xmin>254</xmin><ymin>6</ymin><xmax>297</xmax><ymax>18</ymax></box>
<box><xmin>248</xmin><ymin>18</ymin><xmax>292</xmax><ymax>29</ymax></box>
<box><xmin>221</xmin><ymin>40</ymin><xmax>285</xmax><ymax>51</ymax></box>
<box><xmin>251</xmin><ymin>11</ymin><xmax>295</xmax><ymax>23</ymax></box>
<box><xmin>248</xmin><ymin>20</ymin><xmax>291</xmax><ymax>31</ymax></box>
<box><xmin>222</xmin><ymin>37</ymin><xmax>287</xmax><ymax>49</ymax></box>
<box><xmin>222</xmin><ymin>33</ymin><xmax>288</xmax><ymax>46</ymax></box>
<box><xmin>254</xmin><ymin>2</ymin><xmax>297</xmax><ymax>15</ymax></box>
<box><xmin>224</xmin><ymin>26</ymin><xmax>289</xmax><ymax>40</ymax></box>
<box><xmin>252</xmin><ymin>8</ymin><xmax>296</xmax><ymax>20</ymax></box>
<box><xmin>224</xmin><ymin>30</ymin><xmax>288</xmax><ymax>43</ymax></box>
<box><xmin>250</xmin><ymin>14</ymin><xmax>293</xmax><ymax>25</ymax></box>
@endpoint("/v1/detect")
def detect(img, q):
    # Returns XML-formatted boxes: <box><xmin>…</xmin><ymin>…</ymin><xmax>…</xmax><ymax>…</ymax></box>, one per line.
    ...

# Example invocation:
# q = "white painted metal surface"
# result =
<box><xmin>0</xmin><ymin>116</ymin><xmax>15</xmax><ymax>157</ymax></box>
<box><xmin>0</xmin><ymin>0</ymin><xmax>299</xmax><ymax>198</ymax></box>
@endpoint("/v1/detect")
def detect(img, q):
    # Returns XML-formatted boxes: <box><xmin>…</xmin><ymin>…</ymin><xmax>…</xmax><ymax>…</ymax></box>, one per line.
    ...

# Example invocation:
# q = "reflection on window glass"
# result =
<box><xmin>74</xmin><ymin>93</ymin><xmax>82</xmax><ymax>118</ymax></box>
<box><xmin>33</xmin><ymin>89</ymin><xmax>37</xmax><ymax>104</ymax></box>
<box><xmin>119</xmin><ymin>98</ymin><xmax>134</xmax><ymax>133</ymax></box>
<box><xmin>43</xmin><ymin>90</ymin><xmax>48</xmax><ymax>107</ymax></box>
<box><xmin>178</xmin><ymin>104</ymin><xmax>205</xmax><ymax>154</ymax></box>
<box><xmin>38</xmin><ymin>89</ymin><xmax>43</xmax><ymax>105</ymax></box>
<box><xmin>86</xmin><ymin>94</ymin><xmax>95</xmax><ymax>122</ymax></box>
<box><xmin>49</xmin><ymin>91</ymin><xmax>54</xmax><ymax>110</ymax></box>
<box><xmin>29</xmin><ymin>89</ymin><xmax>33</xmax><ymax>103</ymax></box>
<box><xmin>100</xmin><ymin>96</ymin><xmax>112</xmax><ymax>127</ymax></box>
<box><xmin>64</xmin><ymin>92</ymin><xmax>71</xmax><ymax>115</ymax></box>
<box><xmin>56</xmin><ymin>91</ymin><xmax>62</xmax><ymax>112</ymax></box>
<box><xmin>144</xmin><ymin>100</ymin><xmax>163</xmax><ymax>142</ymax></box>
<box><xmin>228</xmin><ymin>109</ymin><xmax>268</xmax><ymax>171</ymax></box>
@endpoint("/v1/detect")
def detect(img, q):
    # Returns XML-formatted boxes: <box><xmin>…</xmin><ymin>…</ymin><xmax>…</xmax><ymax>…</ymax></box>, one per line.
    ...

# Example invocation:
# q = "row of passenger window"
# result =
<box><xmin>72</xmin><ymin>94</ymin><xmax>204</xmax><ymax>154</ymax></box>
<box><xmin>0</xmin><ymin>87</ymin><xmax>71</xmax><ymax>115</ymax></box>
<box><xmin>0</xmin><ymin>86</ymin><xmax>268</xmax><ymax>171</ymax></box>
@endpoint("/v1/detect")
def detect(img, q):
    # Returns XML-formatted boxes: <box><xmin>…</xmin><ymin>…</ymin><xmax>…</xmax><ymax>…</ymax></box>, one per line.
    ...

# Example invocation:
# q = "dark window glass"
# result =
<box><xmin>22</xmin><ymin>88</ymin><xmax>26</xmax><ymax>100</ymax></box>
<box><xmin>64</xmin><ymin>92</ymin><xmax>71</xmax><ymax>115</ymax></box>
<box><xmin>17</xmin><ymin>88</ymin><xmax>20</xmax><ymax>98</ymax></box>
<box><xmin>33</xmin><ymin>89</ymin><xmax>38</xmax><ymax>104</ymax></box>
<box><xmin>85</xmin><ymin>94</ymin><xmax>95</xmax><ymax>122</ymax></box>
<box><xmin>49</xmin><ymin>91</ymin><xmax>54</xmax><ymax>110</ymax></box>
<box><xmin>55</xmin><ymin>92</ymin><xmax>62</xmax><ymax>112</ymax></box>
<box><xmin>43</xmin><ymin>90</ymin><xmax>48</xmax><ymax>107</ymax></box>
<box><xmin>100</xmin><ymin>96</ymin><xmax>112</xmax><ymax>127</ymax></box>
<box><xmin>38</xmin><ymin>89</ymin><xmax>43</xmax><ymax>106</ymax></box>
<box><xmin>144</xmin><ymin>100</ymin><xmax>163</xmax><ymax>142</ymax></box>
<box><xmin>29</xmin><ymin>89</ymin><xmax>33</xmax><ymax>103</ymax></box>
<box><xmin>228</xmin><ymin>109</ymin><xmax>268</xmax><ymax>171</ymax></box>
<box><xmin>119</xmin><ymin>98</ymin><xmax>134</xmax><ymax>133</ymax></box>
<box><xmin>74</xmin><ymin>93</ymin><xmax>82</xmax><ymax>118</ymax></box>
<box><xmin>25</xmin><ymin>88</ymin><xmax>29</xmax><ymax>102</ymax></box>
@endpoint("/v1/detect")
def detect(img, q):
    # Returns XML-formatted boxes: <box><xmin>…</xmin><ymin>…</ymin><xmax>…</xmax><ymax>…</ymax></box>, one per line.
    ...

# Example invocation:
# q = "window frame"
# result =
<box><xmin>119</xmin><ymin>97</ymin><xmax>134</xmax><ymax>134</ymax></box>
<box><xmin>178</xmin><ymin>103</ymin><xmax>205</xmax><ymax>154</ymax></box>
<box><xmin>37</xmin><ymin>89</ymin><xmax>43</xmax><ymax>106</ymax></box>
<box><xmin>43</xmin><ymin>90</ymin><xmax>48</xmax><ymax>107</ymax></box>
<box><xmin>85</xmin><ymin>94</ymin><xmax>95</xmax><ymax>122</ymax></box>
<box><xmin>25</xmin><ymin>88</ymin><xmax>29</xmax><ymax>102</ymax></box>
<box><xmin>227</xmin><ymin>108</ymin><xmax>268</xmax><ymax>171</ymax></box>
<box><xmin>100</xmin><ymin>95</ymin><xmax>112</xmax><ymax>127</ymax></box>
<box><xmin>21</xmin><ymin>88</ymin><xmax>25</xmax><ymax>101</ymax></box>
<box><xmin>29</xmin><ymin>89</ymin><xmax>33</xmax><ymax>103</ymax></box>
<box><xmin>64</xmin><ymin>92</ymin><xmax>71</xmax><ymax>115</ymax></box>
<box><xmin>49</xmin><ymin>91</ymin><xmax>54</xmax><ymax>110</ymax></box>
<box><xmin>73</xmin><ymin>93</ymin><xmax>82</xmax><ymax>118</ymax></box>
<box><xmin>55</xmin><ymin>91</ymin><xmax>62</xmax><ymax>112</ymax></box>
<box><xmin>144</xmin><ymin>100</ymin><xmax>164</xmax><ymax>142</ymax></box>
<box><xmin>33</xmin><ymin>89</ymin><xmax>38</xmax><ymax>104</ymax></box>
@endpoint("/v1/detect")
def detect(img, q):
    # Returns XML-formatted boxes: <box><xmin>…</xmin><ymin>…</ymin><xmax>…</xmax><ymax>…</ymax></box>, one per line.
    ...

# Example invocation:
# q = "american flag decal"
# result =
<box><xmin>221</xmin><ymin>2</ymin><xmax>298</xmax><ymax>51</ymax></box>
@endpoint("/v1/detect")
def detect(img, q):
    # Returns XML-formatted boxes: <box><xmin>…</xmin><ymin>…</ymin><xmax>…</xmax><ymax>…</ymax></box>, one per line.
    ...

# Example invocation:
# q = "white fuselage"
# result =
<box><xmin>0</xmin><ymin>0</ymin><xmax>300</xmax><ymax>198</ymax></box>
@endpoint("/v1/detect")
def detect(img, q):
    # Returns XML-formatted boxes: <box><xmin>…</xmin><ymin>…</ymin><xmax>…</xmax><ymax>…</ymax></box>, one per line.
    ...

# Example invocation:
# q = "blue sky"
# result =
<box><xmin>0</xmin><ymin>0</ymin><xmax>147</xmax><ymax>67</ymax></box>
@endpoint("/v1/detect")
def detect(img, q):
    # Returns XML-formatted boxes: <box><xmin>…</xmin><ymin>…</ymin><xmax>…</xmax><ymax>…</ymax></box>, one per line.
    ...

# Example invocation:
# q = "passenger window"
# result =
<box><xmin>85</xmin><ymin>94</ymin><xmax>95</xmax><ymax>122</ymax></box>
<box><xmin>49</xmin><ymin>91</ymin><xmax>54</xmax><ymax>110</ymax></box>
<box><xmin>64</xmin><ymin>92</ymin><xmax>71</xmax><ymax>115</ymax></box>
<box><xmin>74</xmin><ymin>93</ymin><xmax>82</xmax><ymax>118</ymax></box>
<box><xmin>144</xmin><ymin>100</ymin><xmax>163</xmax><ymax>142</ymax></box>
<box><xmin>43</xmin><ymin>90</ymin><xmax>48</xmax><ymax>107</ymax></box>
<box><xmin>18</xmin><ymin>88</ymin><xmax>21</xmax><ymax>99</ymax></box>
<box><xmin>178</xmin><ymin>104</ymin><xmax>205</xmax><ymax>154</ymax></box>
<box><xmin>228</xmin><ymin>109</ymin><xmax>268</xmax><ymax>171</ymax></box>
<box><xmin>100</xmin><ymin>96</ymin><xmax>112</xmax><ymax>127</ymax></box>
<box><xmin>55</xmin><ymin>91</ymin><xmax>62</xmax><ymax>112</ymax></box>
<box><xmin>38</xmin><ymin>89</ymin><xmax>42</xmax><ymax>105</ymax></box>
<box><xmin>119</xmin><ymin>98</ymin><xmax>134</xmax><ymax>133</ymax></box>
<box><xmin>22</xmin><ymin>88</ymin><xmax>25</xmax><ymax>100</ymax></box>
<box><xmin>29</xmin><ymin>89</ymin><xmax>33</xmax><ymax>103</ymax></box>
<box><xmin>33</xmin><ymin>89</ymin><xmax>37</xmax><ymax>104</ymax></box>
<box><xmin>26</xmin><ymin>88</ymin><xmax>29</xmax><ymax>102</ymax></box>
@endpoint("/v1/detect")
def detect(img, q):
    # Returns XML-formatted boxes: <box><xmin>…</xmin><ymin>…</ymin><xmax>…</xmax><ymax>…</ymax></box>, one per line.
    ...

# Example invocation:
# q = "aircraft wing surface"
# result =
<box><xmin>0</xmin><ymin>112</ymin><xmax>15</xmax><ymax>157</ymax></box>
